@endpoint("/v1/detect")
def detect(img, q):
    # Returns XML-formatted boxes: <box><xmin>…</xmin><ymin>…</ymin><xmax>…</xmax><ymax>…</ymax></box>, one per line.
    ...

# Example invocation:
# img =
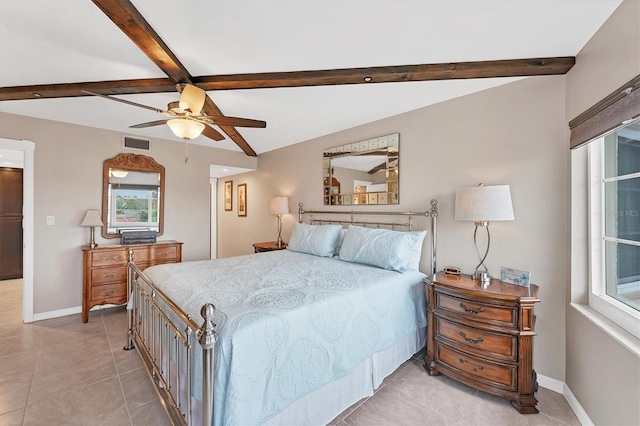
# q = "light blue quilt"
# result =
<box><xmin>144</xmin><ymin>250</ymin><xmax>426</xmax><ymax>426</ymax></box>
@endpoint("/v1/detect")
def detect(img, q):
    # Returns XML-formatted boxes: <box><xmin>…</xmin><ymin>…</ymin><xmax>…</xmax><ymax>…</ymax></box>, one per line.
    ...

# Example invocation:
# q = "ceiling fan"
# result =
<box><xmin>82</xmin><ymin>84</ymin><xmax>266</xmax><ymax>142</ymax></box>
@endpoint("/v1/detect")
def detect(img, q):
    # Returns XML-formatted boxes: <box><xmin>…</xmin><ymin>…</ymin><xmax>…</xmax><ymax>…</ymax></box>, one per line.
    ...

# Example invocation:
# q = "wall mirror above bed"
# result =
<box><xmin>101</xmin><ymin>153</ymin><xmax>165</xmax><ymax>239</ymax></box>
<box><xmin>323</xmin><ymin>133</ymin><xmax>399</xmax><ymax>205</ymax></box>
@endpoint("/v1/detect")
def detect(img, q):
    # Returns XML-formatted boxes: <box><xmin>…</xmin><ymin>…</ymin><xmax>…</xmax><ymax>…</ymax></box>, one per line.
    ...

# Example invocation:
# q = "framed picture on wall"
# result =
<box><xmin>237</xmin><ymin>183</ymin><xmax>247</xmax><ymax>217</ymax></box>
<box><xmin>224</xmin><ymin>180</ymin><xmax>233</xmax><ymax>211</ymax></box>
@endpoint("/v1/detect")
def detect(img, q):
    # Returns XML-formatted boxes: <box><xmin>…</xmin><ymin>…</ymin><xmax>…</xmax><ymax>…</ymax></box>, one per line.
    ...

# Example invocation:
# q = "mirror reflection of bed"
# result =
<box><xmin>125</xmin><ymin>202</ymin><xmax>439</xmax><ymax>425</ymax></box>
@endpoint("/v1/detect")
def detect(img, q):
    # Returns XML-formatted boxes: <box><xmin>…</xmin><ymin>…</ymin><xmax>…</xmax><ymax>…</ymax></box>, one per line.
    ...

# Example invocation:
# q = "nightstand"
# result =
<box><xmin>424</xmin><ymin>272</ymin><xmax>540</xmax><ymax>413</ymax></box>
<box><xmin>253</xmin><ymin>241</ymin><xmax>287</xmax><ymax>253</ymax></box>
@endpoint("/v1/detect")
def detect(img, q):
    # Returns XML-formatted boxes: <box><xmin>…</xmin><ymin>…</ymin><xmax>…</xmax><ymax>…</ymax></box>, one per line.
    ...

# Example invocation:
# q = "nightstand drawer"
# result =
<box><xmin>436</xmin><ymin>343</ymin><xmax>516</xmax><ymax>391</ymax></box>
<box><xmin>435</xmin><ymin>317</ymin><xmax>517</xmax><ymax>361</ymax></box>
<box><xmin>91</xmin><ymin>282</ymin><xmax>127</xmax><ymax>301</ymax></box>
<box><xmin>436</xmin><ymin>293</ymin><xmax>516</xmax><ymax>328</ymax></box>
<box><xmin>91</xmin><ymin>266</ymin><xmax>127</xmax><ymax>285</ymax></box>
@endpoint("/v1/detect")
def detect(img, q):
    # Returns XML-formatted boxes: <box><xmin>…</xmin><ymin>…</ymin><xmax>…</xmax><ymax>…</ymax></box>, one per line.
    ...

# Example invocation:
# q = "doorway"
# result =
<box><xmin>0</xmin><ymin>167</ymin><xmax>23</xmax><ymax>279</ymax></box>
<box><xmin>0</xmin><ymin>139</ymin><xmax>34</xmax><ymax>323</ymax></box>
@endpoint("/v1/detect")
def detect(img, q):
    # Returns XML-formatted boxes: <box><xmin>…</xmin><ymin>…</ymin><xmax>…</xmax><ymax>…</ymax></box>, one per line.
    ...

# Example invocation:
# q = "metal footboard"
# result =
<box><xmin>125</xmin><ymin>250</ymin><xmax>217</xmax><ymax>426</ymax></box>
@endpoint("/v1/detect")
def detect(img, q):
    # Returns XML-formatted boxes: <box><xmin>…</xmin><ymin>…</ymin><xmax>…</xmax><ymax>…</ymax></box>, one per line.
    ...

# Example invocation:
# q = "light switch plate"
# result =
<box><xmin>46</xmin><ymin>216</ymin><xmax>55</xmax><ymax>226</ymax></box>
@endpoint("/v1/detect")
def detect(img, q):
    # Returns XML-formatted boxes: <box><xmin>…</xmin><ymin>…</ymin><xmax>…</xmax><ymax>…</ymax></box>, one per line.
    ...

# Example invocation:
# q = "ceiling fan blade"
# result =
<box><xmin>202</xmin><ymin>124</ymin><xmax>225</xmax><ymax>141</ymax></box>
<box><xmin>129</xmin><ymin>119</ymin><xmax>169</xmax><ymax>129</ymax></box>
<box><xmin>179</xmin><ymin>84</ymin><xmax>206</xmax><ymax>114</ymax></box>
<box><xmin>82</xmin><ymin>90</ymin><xmax>163</xmax><ymax>113</ymax></box>
<box><xmin>200</xmin><ymin>115</ymin><xmax>267</xmax><ymax>128</ymax></box>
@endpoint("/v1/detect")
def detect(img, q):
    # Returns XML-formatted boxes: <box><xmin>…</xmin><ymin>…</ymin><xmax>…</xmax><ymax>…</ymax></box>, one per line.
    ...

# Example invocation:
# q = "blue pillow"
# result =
<box><xmin>338</xmin><ymin>225</ymin><xmax>425</xmax><ymax>272</ymax></box>
<box><xmin>287</xmin><ymin>222</ymin><xmax>342</xmax><ymax>257</ymax></box>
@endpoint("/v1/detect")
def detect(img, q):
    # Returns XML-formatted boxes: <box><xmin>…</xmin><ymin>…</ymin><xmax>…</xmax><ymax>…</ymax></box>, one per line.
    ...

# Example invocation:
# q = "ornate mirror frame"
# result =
<box><xmin>101</xmin><ymin>153</ymin><xmax>165</xmax><ymax>239</ymax></box>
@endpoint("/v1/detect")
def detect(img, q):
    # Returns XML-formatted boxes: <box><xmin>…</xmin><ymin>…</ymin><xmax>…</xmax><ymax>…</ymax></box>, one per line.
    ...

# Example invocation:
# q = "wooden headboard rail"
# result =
<box><xmin>298</xmin><ymin>199</ymin><xmax>439</xmax><ymax>276</ymax></box>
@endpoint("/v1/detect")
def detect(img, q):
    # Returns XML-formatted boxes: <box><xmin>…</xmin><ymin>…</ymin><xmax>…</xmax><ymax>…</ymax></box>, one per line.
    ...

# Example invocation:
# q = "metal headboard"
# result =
<box><xmin>298</xmin><ymin>199</ymin><xmax>439</xmax><ymax>276</ymax></box>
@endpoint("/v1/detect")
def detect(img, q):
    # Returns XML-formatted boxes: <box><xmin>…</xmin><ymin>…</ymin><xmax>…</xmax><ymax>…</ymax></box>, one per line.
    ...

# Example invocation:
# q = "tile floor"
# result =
<box><xmin>0</xmin><ymin>279</ymin><xmax>580</xmax><ymax>425</ymax></box>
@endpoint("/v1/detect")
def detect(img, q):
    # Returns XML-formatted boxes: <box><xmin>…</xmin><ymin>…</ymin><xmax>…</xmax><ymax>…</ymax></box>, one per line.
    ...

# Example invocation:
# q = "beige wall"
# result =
<box><xmin>566</xmin><ymin>1</ymin><xmax>640</xmax><ymax>425</ymax></box>
<box><xmin>218</xmin><ymin>75</ymin><xmax>571</xmax><ymax>381</ymax></box>
<box><xmin>0</xmin><ymin>111</ymin><xmax>253</xmax><ymax>315</ymax></box>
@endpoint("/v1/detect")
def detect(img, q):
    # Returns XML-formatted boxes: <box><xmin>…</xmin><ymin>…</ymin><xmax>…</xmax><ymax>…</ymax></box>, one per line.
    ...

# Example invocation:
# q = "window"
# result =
<box><xmin>589</xmin><ymin>118</ymin><xmax>640</xmax><ymax>338</ymax></box>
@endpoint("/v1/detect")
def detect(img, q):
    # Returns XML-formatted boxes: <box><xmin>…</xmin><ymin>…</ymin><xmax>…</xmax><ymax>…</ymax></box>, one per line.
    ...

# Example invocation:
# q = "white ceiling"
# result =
<box><xmin>0</xmin><ymin>0</ymin><xmax>622</xmax><ymax>155</ymax></box>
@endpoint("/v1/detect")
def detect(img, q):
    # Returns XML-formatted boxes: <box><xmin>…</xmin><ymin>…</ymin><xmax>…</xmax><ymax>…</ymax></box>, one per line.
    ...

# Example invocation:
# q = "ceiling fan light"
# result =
<box><xmin>179</xmin><ymin>84</ymin><xmax>206</xmax><ymax>114</ymax></box>
<box><xmin>167</xmin><ymin>119</ymin><xmax>205</xmax><ymax>140</ymax></box>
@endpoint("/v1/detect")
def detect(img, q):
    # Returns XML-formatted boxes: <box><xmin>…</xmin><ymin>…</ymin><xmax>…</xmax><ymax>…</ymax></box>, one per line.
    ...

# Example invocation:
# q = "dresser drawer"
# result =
<box><xmin>91</xmin><ymin>282</ymin><xmax>127</xmax><ymax>301</ymax></box>
<box><xmin>436</xmin><ymin>293</ymin><xmax>516</xmax><ymax>328</ymax></box>
<box><xmin>91</xmin><ymin>266</ymin><xmax>127</xmax><ymax>285</ymax></box>
<box><xmin>150</xmin><ymin>245</ymin><xmax>177</xmax><ymax>261</ymax></box>
<box><xmin>435</xmin><ymin>317</ymin><xmax>517</xmax><ymax>362</ymax></box>
<box><xmin>91</xmin><ymin>249</ymin><xmax>128</xmax><ymax>267</ymax></box>
<box><xmin>436</xmin><ymin>343</ymin><xmax>517</xmax><ymax>391</ymax></box>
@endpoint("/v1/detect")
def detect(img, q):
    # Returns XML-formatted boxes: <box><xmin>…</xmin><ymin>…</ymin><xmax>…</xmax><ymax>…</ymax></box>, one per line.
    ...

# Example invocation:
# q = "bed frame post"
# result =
<box><xmin>298</xmin><ymin>202</ymin><xmax>304</xmax><ymax>223</ymax></box>
<box><xmin>198</xmin><ymin>303</ymin><xmax>218</xmax><ymax>426</ymax></box>
<box><xmin>428</xmin><ymin>199</ymin><xmax>439</xmax><ymax>277</ymax></box>
<box><xmin>124</xmin><ymin>249</ymin><xmax>135</xmax><ymax>351</ymax></box>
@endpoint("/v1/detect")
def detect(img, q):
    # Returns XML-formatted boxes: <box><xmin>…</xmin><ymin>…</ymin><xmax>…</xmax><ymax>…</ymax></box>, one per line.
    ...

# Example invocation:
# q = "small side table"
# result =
<box><xmin>253</xmin><ymin>241</ymin><xmax>288</xmax><ymax>253</ymax></box>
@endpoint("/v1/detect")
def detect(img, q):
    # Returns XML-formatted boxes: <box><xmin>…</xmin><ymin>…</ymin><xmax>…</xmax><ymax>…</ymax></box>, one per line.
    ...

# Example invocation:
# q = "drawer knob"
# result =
<box><xmin>459</xmin><ymin>331</ymin><xmax>484</xmax><ymax>344</ymax></box>
<box><xmin>459</xmin><ymin>302</ymin><xmax>484</xmax><ymax>315</ymax></box>
<box><xmin>459</xmin><ymin>358</ymin><xmax>465</xmax><ymax>364</ymax></box>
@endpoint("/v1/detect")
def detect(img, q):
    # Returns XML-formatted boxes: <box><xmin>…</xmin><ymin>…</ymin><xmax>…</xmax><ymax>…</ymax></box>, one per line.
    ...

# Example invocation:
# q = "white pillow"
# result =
<box><xmin>338</xmin><ymin>225</ymin><xmax>426</xmax><ymax>272</ymax></box>
<box><xmin>407</xmin><ymin>230</ymin><xmax>427</xmax><ymax>271</ymax></box>
<box><xmin>335</xmin><ymin>228</ymin><xmax>347</xmax><ymax>254</ymax></box>
<box><xmin>287</xmin><ymin>222</ymin><xmax>342</xmax><ymax>257</ymax></box>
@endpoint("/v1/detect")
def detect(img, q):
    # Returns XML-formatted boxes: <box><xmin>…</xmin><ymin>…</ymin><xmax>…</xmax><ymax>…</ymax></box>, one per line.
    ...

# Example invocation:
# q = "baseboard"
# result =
<box><xmin>537</xmin><ymin>373</ymin><xmax>593</xmax><ymax>426</ymax></box>
<box><xmin>31</xmin><ymin>303</ymin><xmax>123</xmax><ymax>322</ymax></box>
<box><xmin>537</xmin><ymin>373</ymin><xmax>564</xmax><ymax>393</ymax></box>
<box><xmin>32</xmin><ymin>305</ymin><xmax>82</xmax><ymax>322</ymax></box>
<box><xmin>563</xmin><ymin>383</ymin><xmax>594</xmax><ymax>426</ymax></box>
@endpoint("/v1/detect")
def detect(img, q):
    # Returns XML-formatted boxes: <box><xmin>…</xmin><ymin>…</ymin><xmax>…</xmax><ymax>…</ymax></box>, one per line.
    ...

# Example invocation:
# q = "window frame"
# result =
<box><xmin>588</xmin><ymin>132</ymin><xmax>640</xmax><ymax>339</ymax></box>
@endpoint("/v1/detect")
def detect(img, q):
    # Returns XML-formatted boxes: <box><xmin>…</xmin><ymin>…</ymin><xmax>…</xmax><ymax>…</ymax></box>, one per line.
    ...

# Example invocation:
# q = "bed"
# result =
<box><xmin>125</xmin><ymin>201</ymin><xmax>439</xmax><ymax>426</ymax></box>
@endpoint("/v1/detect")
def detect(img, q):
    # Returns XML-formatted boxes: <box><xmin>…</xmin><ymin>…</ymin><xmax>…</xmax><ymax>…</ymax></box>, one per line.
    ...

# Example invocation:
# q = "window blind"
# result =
<box><xmin>569</xmin><ymin>74</ymin><xmax>640</xmax><ymax>150</ymax></box>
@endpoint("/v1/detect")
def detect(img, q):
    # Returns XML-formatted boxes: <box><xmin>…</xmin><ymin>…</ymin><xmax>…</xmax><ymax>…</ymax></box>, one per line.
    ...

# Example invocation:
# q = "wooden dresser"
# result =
<box><xmin>82</xmin><ymin>241</ymin><xmax>182</xmax><ymax>323</ymax></box>
<box><xmin>425</xmin><ymin>272</ymin><xmax>540</xmax><ymax>413</ymax></box>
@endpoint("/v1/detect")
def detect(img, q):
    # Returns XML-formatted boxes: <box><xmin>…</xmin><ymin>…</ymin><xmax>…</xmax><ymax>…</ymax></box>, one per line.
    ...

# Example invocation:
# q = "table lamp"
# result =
<box><xmin>269</xmin><ymin>196</ymin><xmax>289</xmax><ymax>248</ymax></box>
<box><xmin>454</xmin><ymin>184</ymin><xmax>514</xmax><ymax>284</ymax></box>
<box><xmin>81</xmin><ymin>209</ymin><xmax>104</xmax><ymax>249</ymax></box>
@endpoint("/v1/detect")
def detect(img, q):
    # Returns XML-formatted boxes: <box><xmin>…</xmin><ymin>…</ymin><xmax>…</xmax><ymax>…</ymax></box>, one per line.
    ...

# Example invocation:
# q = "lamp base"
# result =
<box><xmin>474</xmin><ymin>270</ymin><xmax>491</xmax><ymax>286</ymax></box>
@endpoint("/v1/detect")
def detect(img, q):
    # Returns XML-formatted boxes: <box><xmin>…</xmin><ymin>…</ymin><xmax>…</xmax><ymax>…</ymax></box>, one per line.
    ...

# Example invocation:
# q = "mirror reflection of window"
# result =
<box><xmin>107</xmin><ymin>169</ymin><xmax>161</xmax><ymax>233</ymax></box>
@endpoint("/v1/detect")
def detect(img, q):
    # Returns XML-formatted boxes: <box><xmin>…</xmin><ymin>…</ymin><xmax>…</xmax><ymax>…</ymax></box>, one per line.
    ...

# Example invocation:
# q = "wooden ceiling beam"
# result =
<box><xmin>0</xmin><ymin>78</ymin><xmax>176</xmax><ymax>101</ymax></box>
<box><xmin>91</xmin><ymin>0</ymin><xmax>256</xmax><ymax>156</ymax></box>
<box><xmin>92</xmin><ymin>0</ymin><xmax>190</xmax><ymax>84</ymax></box>
<box><xmin>0</xmin><ymin>56</ymin><xmax>576</xmax><ymax>102</ymax></box>
<box><xmin>193</xmin><ymin>57</ymin><xmax>575</xmax><ymax>90</ymax></box>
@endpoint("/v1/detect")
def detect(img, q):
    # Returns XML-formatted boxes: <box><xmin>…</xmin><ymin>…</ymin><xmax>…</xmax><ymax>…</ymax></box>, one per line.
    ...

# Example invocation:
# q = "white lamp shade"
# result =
<box><xmin>455</xmin><ymin>185</ymin><xmax>515</xmax><ymax>222</ymax></box>
<box><xmin>167</xmin><ymin>119</ymin><xmax>205</xmax><ymax>140</ymax></box>
<box><xmin>269</xmin><ymin>196</ymin><xmax>289</xmax><ymax>215</ymax></box>
<box><xmin>80</xmin><ymin>209</ymin><xmax>104</xmax><ymax>227</ymax></box>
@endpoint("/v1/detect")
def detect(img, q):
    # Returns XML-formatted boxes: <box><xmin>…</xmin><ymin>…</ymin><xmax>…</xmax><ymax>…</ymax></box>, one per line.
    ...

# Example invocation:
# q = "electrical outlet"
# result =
<box><xmin>46</xmin><ymin>216</ymin><xmax>55</xmax><ymax>226</ymax></box>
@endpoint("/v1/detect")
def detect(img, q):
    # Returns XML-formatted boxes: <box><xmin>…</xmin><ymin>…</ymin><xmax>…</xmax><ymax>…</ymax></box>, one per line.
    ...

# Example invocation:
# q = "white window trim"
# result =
<box><xmin>588</xmin><ymin>139</ymin><xmax>640</xmax><ymax>339</ymax></box>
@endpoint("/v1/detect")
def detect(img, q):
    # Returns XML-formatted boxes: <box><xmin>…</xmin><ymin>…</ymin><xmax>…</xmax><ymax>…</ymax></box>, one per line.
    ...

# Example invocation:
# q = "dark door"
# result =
<box><xmin>0</xmin><ymin>167</ymin><xmax>23</xmax><ymax>280</ymax></box>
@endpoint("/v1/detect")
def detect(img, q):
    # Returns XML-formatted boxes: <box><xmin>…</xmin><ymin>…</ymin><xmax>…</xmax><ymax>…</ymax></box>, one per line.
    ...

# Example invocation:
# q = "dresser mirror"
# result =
<box><xmin>323</xmin><ymin>133</ymin><xmax>399</xmax><ymax>205</ymax></box>
<box><xmin>101</xmin><ymin>153</ymin><xmax>165</xmax><ymax>238</ymax></box>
